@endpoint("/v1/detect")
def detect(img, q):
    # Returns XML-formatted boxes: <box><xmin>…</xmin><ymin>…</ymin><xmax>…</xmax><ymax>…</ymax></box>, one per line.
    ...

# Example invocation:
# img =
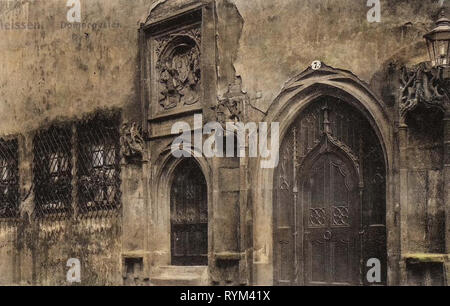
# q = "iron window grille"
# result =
<box><xmin>0</xmin><ymin>138</ymin><xmax>19</xmax><ymax>219</ymax></box>
<box><xmin>33</xmin><ymin>125</ymin><xmax>73</xmax><ymax>218</ymax></box>
<box><xmin>77</xmin><ymin>113</ymin><xmax>121</xmax><ymax>216</ymax></box>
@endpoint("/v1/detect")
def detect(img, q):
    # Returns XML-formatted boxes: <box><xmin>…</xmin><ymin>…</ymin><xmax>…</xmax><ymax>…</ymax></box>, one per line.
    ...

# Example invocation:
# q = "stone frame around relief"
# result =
<box><xmin>141</xmin><ymin>7</ymin><xmax>205</xmax><ymax>127</ymax></box>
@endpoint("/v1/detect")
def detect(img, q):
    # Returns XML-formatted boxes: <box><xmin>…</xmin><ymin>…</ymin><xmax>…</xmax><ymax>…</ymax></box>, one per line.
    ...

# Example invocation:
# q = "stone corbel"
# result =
<box><xmin>399</xmin><ymin>62</ymin><xmax>450</xmax><ymax>123</ymax></box>
<box><xmin>212</xmin><ymin>77</ymin><xmax>248</xmax><ymax>125</ymax></box>
<box><xmin>120</xmin><ymin>122</ymin><xmax>146</xmax><ymax>164</ymax></box>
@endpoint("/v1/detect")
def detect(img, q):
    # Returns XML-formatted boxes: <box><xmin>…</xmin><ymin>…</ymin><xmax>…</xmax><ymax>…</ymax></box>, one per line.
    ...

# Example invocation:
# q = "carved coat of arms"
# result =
<box><xmin>156</xmin><ymin>29</ymin><xmax>201</xmax><ymax>111</ymax></box>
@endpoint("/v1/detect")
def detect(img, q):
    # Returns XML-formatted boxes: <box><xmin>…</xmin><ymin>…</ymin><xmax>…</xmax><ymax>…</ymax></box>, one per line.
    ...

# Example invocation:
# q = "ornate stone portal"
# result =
<box><xmin>274</xmin><ymin>97</ymin><xmax>387</xmax><ymax>285</ymax></box>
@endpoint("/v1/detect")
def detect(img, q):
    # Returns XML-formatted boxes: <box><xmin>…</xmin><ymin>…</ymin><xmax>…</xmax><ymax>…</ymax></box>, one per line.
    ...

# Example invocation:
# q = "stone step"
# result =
<box><xmin>150</xmin><ymin>266</ymin><xmax>208</xmax><ymax>286</ymax></box>
<box><xmin>151</xmin><ymin>275</ymin><xmax>204</xmax><ymax>286</ymax></box>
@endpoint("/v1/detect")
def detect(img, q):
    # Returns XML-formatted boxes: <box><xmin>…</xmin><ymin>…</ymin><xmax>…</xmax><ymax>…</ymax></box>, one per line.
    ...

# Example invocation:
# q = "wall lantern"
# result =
<box><xmin>424</xmin><ymin>10</ymin><xmax>450</xmax><ymax>78</ymax></box>
<box><xmin>399</xmin><ymin>9</ymin><xmax>450</xmax><ymax>121</ymax></box>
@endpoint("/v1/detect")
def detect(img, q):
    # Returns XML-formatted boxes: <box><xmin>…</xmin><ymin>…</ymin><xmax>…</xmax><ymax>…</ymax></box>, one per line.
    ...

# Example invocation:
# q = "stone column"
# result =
<box><xmin>444</xmin><ymin>110</ymin><xmax>450</xmax><ymax>253</ymax></box>
<box><xmin>119</xmin><ymin>125</ymin><xmax>149</xmax><ymax>284</ymax></box>
<box><xmin>17</xmin><ymin>133</ymin><xmax>36</xmax><ymax>285</ymax></box>
<box><xmin>211</xmin><ymin>156</ymin><xmax>241</xmax><ymax>285</ymax></box>
<box><xmin>398</xmin><ymin>122</ymin><xmax>409</xmax><ymax>285</ymax></box>
<box><xmin>239</xmin><ymin>155</ymin><xmax>250</xmax><ymax>285</ymax></box>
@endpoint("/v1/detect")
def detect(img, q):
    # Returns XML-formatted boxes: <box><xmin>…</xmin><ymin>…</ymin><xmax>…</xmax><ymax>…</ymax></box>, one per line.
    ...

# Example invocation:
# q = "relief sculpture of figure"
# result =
<box><xmin>159</xmin><ymin>60</ymin><xmax>182</xmax><ymax>110</ymax></box>
<box><xmin>120</xmin><ymin>122</ymin><xmax>144</xmax><ymax>161</ymax></box>
<box><xmin>159</xmin><ymin>41</ymin><xmax>201</xmax><ymax>110</ymax></box>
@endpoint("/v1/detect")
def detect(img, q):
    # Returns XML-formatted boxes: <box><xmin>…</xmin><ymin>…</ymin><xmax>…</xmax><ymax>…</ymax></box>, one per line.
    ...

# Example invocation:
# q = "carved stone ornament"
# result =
<box><xmin>296</xmin><ymin>106</ymin><xmax>362</xmax><ymax>184</ymax></box>
<box><xmin>155</xmin><ymin>27</ymin><xmax>201</xmax><ymax>111</ymax></box>
<box><xmin>400</xmin><ymin>62</ymin><xmax>450</xmax><ymax>122</ymax></box>
<box><xmin>120</xmin><ymin>122</ymin><xmax>145</xmax><ymax>162</ymax></box>
<box><xmin>212</xmin><ymin>77</ymin><xmax>248</xmax><ymax>125</ymax></box>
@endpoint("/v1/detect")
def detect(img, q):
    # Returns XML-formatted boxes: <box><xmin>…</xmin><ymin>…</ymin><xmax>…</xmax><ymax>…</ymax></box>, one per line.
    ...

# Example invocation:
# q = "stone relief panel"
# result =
<box><xmin>142</xmin><ymin>6</ymin><xmax>217</xmax><ymax>139</ymax></box>
<box><xmin>151</xmin><ymin>25</ymin><xmax>202</xmax><ymax>115</ymax></box>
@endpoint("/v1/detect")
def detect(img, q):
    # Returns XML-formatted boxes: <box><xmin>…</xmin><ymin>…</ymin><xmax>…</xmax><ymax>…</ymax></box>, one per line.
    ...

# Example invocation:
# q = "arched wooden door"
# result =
<box><xmin>274</xmin><ymin>97</ymin><xmax>387</xmax><ymax>286</ymax></box>
<box><xmin>301</xmin><ymin>150</ymin><xmax>360</xmax><ymax>285</ymax></box>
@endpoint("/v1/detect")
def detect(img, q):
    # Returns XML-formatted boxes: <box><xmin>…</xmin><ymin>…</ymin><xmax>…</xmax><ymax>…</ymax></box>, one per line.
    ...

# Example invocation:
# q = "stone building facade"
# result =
<box><xmin>0</xmin><ymin>0</ymin><xmax>449</xmax><ymax>286</ymax></box>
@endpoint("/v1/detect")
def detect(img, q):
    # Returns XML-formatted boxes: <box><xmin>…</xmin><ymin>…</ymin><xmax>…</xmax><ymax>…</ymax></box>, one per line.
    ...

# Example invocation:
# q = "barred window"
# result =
<box><xmin>33</xmin><ymin>126</ymin><xmax>73</xmax><ymax>218</ymax></box>
<box><xmin>0</xmin><ymin>139</ymin><xmax>19</xmax><ymax>219</ymax></box>
<box><xmin>77</xmin><ymin>113</ymin><xmax>121</xmax><ymax>215</ymax></box>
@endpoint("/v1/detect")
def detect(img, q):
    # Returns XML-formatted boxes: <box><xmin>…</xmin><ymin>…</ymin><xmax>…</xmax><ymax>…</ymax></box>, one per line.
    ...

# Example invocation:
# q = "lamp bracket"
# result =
<box><xmin>399</xmin><ymin>62</ymin><xmax>450</xmax><ymax>123</ymax></box>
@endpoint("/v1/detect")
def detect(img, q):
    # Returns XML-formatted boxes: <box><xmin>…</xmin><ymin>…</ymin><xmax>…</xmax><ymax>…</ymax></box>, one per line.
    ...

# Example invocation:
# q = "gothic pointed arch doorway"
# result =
<box><xmin>273</xmin><ymin>96</ymin><xmax>387</xmax><ymax>286</ymax></box>
<box><xmin>170</xmin><ymin>158</ymin><xmax>208</xmax><ymax>266</ymax></box>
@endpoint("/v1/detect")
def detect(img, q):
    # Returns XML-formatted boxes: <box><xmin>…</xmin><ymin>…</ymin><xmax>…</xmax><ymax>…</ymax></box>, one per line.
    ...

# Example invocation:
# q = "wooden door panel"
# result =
<box><xmin>330</xmin><ymin>160</ymin><xmax>352</xmax><ymax>227</ymax></box>
<box><xmin>277</xmin><ymin>226</ymin><xmax>294</xmax><ymax>283</ymax></box>
<box><xmin>331</xmin><ymin>238</ymin><xmax>351</xmax><ymax>284</ymax></box>
<box><xmin>306</xmin><ymin>234</ymin><xmax>328</xmax><ymax>285</ymax></box>
<box><xmin>172</xmin><ymin>229</ymin><xmax>186</xmax><ymax>257</ymax></box>
<box><xmin>304</xmin><ymin>153</ymin><xmax>358</xmax><ymax>285</ymax></box>
<box><xmin>273</xmin><ymin>98</ymin><xmax>387</xmax><ymax>286</ymax></box>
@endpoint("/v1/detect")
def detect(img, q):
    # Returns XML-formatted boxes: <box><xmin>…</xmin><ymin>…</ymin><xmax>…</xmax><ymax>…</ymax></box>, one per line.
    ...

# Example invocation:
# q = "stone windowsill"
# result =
<box><xmin>214</xmin><ymin>252</ymin><xmax>242</xmax><ymax>261</ymax></box>
<box><xmin>122</xmin><ymin>250</ymin><xmax>150</xmax><ymax>258</ymax></box>
<box><xmin>402</xmin><ymin>253</ymin><xmax>449</xmax><ymax>264</ymax></box>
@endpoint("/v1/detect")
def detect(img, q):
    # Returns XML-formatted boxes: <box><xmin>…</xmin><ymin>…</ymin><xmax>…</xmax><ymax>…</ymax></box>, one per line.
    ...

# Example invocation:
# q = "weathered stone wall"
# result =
<box><xmin>0</xmin><ymin>0</ymin><xmax>147</xmax><ymax>135</ymax></box>
<box><xmin>23</xmin><ymin>218</ymin><xmax>122</xmax><ymax>286</ymax></box>
<box><xmin>0</xmin><ymin>0</ymin><xmax>439</xmax><ymax>135</ymax></box>
<box><xmin>0</xmin><ymin>0</ymin><xmax>447</xmax><ymax>285</ymax></box>
<box><xmin>405</xmin><ymin>108</ymin><xmax>445</xmax><ymax>254</ymax></box>
<box><xmin>222</xmin><ymin>0</ymin><xmax>434</xmax><ymax>114</ymax></box>
<box><xmin>0</xmin><ymin>224</ymin><xmax>18</xmax><ymax>285</ymax></box>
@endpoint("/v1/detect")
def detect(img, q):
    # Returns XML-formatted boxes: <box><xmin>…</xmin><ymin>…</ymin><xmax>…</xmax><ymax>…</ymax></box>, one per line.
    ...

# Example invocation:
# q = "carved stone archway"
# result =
<box><xmin>150</xmin><ymin>144</ymin><xmax>213</xmax><ymax>271</ymax></box>
<box><xmin>273</xmin><ymin>96</ymin><xmax>386</xmax><ymax>285</ymax></box>
<box><xmin>250</xmin><ymin>64</ymin><xmax>396</xmax><ymax>286</ymax></box>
